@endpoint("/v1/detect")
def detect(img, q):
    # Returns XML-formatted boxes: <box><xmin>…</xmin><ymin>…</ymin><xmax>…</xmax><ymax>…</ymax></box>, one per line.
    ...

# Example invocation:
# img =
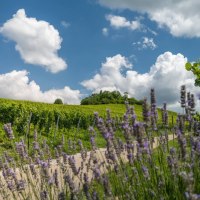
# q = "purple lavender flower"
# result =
<box><xmin>15</xmin><ymin>140</ymin><xmax>28</xmax><ymax>159</ymax></box>
<box><xmin>16</xmin><ymin>179</ymin><xmax>26</xmax><ymax>191</ymax></box>
<box><xmin>33</xmin><ymin>129</ymin><xmax>37</xmax><ymax>141</ymax></box>
<box><xmin>40</xmin><ymin>190</ymin><xmax>48</xmax><ymax>200</ymax></box>
<box><xmin>92</xmin><ymin>190</ymin><xmax>99</xmax><ymax>200</ymax></box>
<box><xmin>93</xmin><ymin>165</ymin><xmax>101</xmax><ymax>180</ymax></box>
<box><xmin>142</xmin><ymin>98</ymin><xmax>150</xmax><ymax>124</ymax></box>
<box><xmin>64</xmin><ymin>175</ymin><xmax>76</xmax><ymax>193</ymax></box>
<box><xmin>7</xmin><ymin>180</ymin><xmax>15</xmax><ymax>191</ymax></box>
<box><xmin>54</xmin><ymin>169</ymin><xmax>59</xmax><ymax>187</ymax></box>
<box><xmin>3</xmin><ymin>123</ymin><xmax>14</xmax><ymax>139</ymax></box>
<box><xmin>58</xmin><ymin>192</ymin><xmax>66</xmax><ymax>200</ymax></box>
<box><xmin>142</xmin><ymin>166</ymin><xmax>150</xmax><ymax>180</ymax></box>
<box><xmin>29</xmin><ymin>163</ymin><xmax>36</xmax><ymax>176</ymax></box>
<box><xmin>180</xmin><ymin>85</ymin><xmax>186</xmax><ymax>108</ymax></box>
<box><xmin>68</xmin><ymin>156</ymin><xmax>80</xmax><ymax>175</ymax></box>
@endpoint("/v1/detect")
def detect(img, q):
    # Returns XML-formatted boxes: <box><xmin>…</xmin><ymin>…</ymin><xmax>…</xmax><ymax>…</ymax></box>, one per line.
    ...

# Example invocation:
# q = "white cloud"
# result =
<box><xmin>102</xmin><ymin>27</ymin><xmax>109</xmax><ymax>36</ymax></box>
<box><xmin>0</xmin><ymin>9</ymin><xmax>67</xmax><ymax>73</ymax></box>
<box><xmin>61</xmin><ymin>20</ymin><xmax>70</xmax><ymax>28</ymax></box>
<box><xmin>106</xmin><ymin>14</ymin><xmax>141</xmax><ymax>30</ymax></box>
<box><xmin>99</xmin><ymin>0</ymin><xmax>200</xmax><ymax>38</ymax></box>
<box><xmin>0</xmin><ymin>70</ymin><xmax>81</xmax><ymax>104</ymax></box>
<box><xmin>133</xmin><ymin>37</ymin><xmax>157</xmax><ymax>50</ymax></box>
<box><xmin>82</xmin><ymin>52</ymin><xmax>198</xmax><ymax>112</ymax></box>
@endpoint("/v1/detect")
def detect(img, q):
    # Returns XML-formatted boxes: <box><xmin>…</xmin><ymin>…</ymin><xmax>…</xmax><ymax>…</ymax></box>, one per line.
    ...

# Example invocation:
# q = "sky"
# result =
<box><xmin>0</xmin><ymin>0</ymin><xmax>200</xmax><ymax>111</ymax></box>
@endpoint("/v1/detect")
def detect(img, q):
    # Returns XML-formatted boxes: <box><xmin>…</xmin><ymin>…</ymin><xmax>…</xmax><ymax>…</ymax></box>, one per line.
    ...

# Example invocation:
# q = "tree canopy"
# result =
<box><xmin>54</xmin><ymin>98</ymin><xmax>63</xmax><ymax>104</ymax></box>
<box><xmin>81</xmin><ymin>90</ymin><xmax>143</xmax><ymax>105</ymax></box>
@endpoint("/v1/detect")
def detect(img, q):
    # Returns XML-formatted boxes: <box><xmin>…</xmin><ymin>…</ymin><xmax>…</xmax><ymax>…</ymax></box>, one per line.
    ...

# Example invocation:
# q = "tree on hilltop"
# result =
<box><xmin>54</xmin><ymin>98</ymin><xmax>63</xmax><ymax>104</ymax></box>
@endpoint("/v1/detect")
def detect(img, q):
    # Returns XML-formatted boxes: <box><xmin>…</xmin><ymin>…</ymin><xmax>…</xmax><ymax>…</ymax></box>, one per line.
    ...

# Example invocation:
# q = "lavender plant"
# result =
<box><xmin>0</xmin><ymin>87</ymin><xmax>199</xmax><ymax>200</ymax></box>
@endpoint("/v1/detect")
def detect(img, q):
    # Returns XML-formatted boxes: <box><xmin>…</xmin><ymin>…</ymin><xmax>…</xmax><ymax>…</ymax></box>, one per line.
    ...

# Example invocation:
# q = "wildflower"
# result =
<box><xmin>142</xmin><ymin>166</ymin><xmax>150</xmax><ymax>180</ymax></box>
<box><xmin>54</xmin><ymin>169</ymin><xmax>59</xmax><ymax>187</ymax></box>
<box><xmin>142</xmin><ymin>98</ymin><xmax>150</xmax><ymax>124</ymax></box>
<box><xmin>93</xmin><ymin>166</ymin><xmax>101</xmax><ymax>180</ymax></box>
<box><xmin>190</xmin><ymin>94</ymin><xmax>195</xmax><ymax>114</ymax></box>
<box><xmin>7</xmin><ymin>180</ymin><xmax>15</xmax><ymax>191</ymax></box>
<box><xmin>150</xmin><ymin>88</ymin><xmax>157</xmax><ymax>117</ymax></box>
<box><xmin>33</xmin><ymin>129</ymin><xmax>37</xmax><ymax>141</ymax></box>
<box><xmin>102</xmin><ymin>175</ymin><xmax>111</xmax><ymax>196</ymax></box>
<box><xmin>33</xmin><ymin>141</ymin><xmax>40</xmax><ymax>151</ymax></box>
<box><xmin>90</xmin><ymin>135</ymin><xmax>96</xmax><ymax>150</ymax></box>
<box><xmin>3</xmin><ymin>123</ymin><xmax>14</xmax><ymax>139</ymax></box>
<box><xmin>180</xmin><ymin>85</ymin><xmax>186</xmax><ymax>108</ymax></box>
<box><xmin>40</xmin><ymin>190</ymin><xmax>48</xmax><ymax>200</ymax></box>
<box><xmin>127</xmin><ymin>153</ymin><xmax>134</xmax><ymax>164</ymax></box>
<box><xmin>161</xmin><ymin>102</ymin><xmax>168</xmax><ymax>126</ymax></box>
<box><xmin>16</xmin><ymin>179</ymin><xmax>26</xmax><ymax>191</ymax></box>
<box><xmin>68</xmin><ymin>156</ymin><xmax>80</xmax><ymax>175</ymax></box>
<box><xmin>64</xmin><ymin>175</ymin><xmax>76</xmax><ymax>193</ymax></box>
<box><xmin>92</xmin><ymin>190</ymin><xmax>99</xmax><ymax>200</ymax></box>
<box><xmin>58</xmin><ymin>192</ymin><xmax>66</xmax><ymax>200</ymax></box>
<box><xmin>83</xmin><ymin>173</ymin><xmax>91</xmax><ymax>200</ymax></box>
<box><xmin>15</xmin><ymin>140</ymin><xmax>28</xmax><ymax>159</ymax></box>
<box><xmin>62</xmin><ymin>152</ymin><xmax>68</xmax><ymax>164</ymax></box>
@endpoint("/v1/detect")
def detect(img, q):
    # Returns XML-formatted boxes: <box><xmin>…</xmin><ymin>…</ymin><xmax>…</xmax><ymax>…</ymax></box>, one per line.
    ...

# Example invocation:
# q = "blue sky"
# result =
<box><xmin>0</xmin><ymin>0</ymin><xmax>200</xmax><ymax>110</ymax></box>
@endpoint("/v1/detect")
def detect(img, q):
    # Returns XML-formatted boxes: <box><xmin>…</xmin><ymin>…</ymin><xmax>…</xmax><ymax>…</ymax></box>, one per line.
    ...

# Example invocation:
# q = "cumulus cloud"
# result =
<box><xmin>99</xmin><ymin>0</ymin><xmax>200</xmax><ymax>38</ymax></box>
<box><xmin>0</xmin><ymin>70</ymin><xmax>81</xmax><ymax>104</ymax></box>
<box><xmin>106</xmin><ymin>14</ymin><xmax>141</xmax><ymax>30</ymax></box>
<box><xmin>0</xmin><ymin>9</ymin><xmax>67</xmax><ymax>73</ymax></box>
<box><xmin>82</xmin><ymin>52</ymin><xmax>198</xmax><ymax>112</ymax></box>
<box><xmin>133</xmin><ymin>37</ymin><xmax>157</xmax><ymax>50</ymax></box>
<box><xmin>102</xmin><ymin>27</ymin><xmax>109</xmax><ymax>36</ymax></box>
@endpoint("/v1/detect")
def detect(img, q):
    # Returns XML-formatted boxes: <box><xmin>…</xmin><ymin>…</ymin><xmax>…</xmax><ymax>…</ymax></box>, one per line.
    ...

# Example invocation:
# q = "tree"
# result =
<box><xmin>80</xmin><ymin>90</ymin><xmax>142</xmax><ymax>105</ymax></box>
<box><xmin>185</xmin><ymin>61</ymin><xmax>200</xmax><ymax>86</ymax></box>
<box><xmin>54</xmin><ymin>98</ymin><xmax>63</xmax><ymax>104</ymax></box>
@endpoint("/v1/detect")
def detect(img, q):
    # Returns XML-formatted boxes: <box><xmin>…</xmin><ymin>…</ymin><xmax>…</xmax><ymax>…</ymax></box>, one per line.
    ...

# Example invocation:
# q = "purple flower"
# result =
<box><xmin>3</xmin><ymin>123</ymin><xmax>14</xmax><ymax>139</ymax></box>
<box><xmin>40</xmin><ymin>190</ymin><xmax>48</xmax><ymax>200</ymax></box>
<box><xmin>142</xmin><ymin>166</ymin><xmax>150</xmax><ymax>180</ymax></box>
<box><xmin>68</xmin><ymin>156</ymin><xmax>79</xmax><ymax>175</ymax></box>
<box><xmin>16</xmin><ymin>179</ymin><xmax>26</xmax><ymax>191</ymax></box>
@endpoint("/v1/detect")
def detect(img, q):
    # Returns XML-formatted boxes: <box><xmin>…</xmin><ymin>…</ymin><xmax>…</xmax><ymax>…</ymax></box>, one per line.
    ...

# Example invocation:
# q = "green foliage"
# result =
<box><xmin>0</xmin><ymin>98</ymin><xmax>176</xmax><ymax>139</ymax></box>
<box><xmin>54</xmin><ymin>98</ymin><xmax>63</xmax><ymax>104</ymax></box>
<box><xmin>81</xmin><ymin>90</ymin><xmax>143</xmax><ymax>105</ymax></box>
<box><xmin>185</xmin><ymin>61</ymin><xmax>200</xmax><ymax>86</ymax></box>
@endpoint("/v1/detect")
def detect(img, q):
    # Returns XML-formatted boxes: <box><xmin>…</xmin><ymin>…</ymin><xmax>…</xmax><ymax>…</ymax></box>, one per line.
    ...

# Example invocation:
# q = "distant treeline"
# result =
<box><xmin>81</xmin><ymin>90</ymin><xmax>143</xmax><ymax>105</ymax></box>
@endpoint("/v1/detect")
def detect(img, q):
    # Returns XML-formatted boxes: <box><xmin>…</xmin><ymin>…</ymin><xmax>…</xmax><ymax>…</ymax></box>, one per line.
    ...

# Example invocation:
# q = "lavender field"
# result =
<box><xmin>0</xmin><ymin>87</ymin><xmax>199</xmax><ymax>200</ymax></box>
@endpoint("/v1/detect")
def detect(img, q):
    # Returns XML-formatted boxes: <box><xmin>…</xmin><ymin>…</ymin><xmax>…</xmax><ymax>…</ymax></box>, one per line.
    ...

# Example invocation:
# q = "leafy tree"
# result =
<box><xmin>80</xmin><ymin>90</ymin><xmax>142</xmax><ymax>105</ymax></box>
<box><xmin>185</xmin><ymin>61</ymin><xmax>200</xmax><ymax>86</ymax></box>
<box><xmin>54</xmin><ymin>98</ymin><xmax>63</xmax><ymax>104</ymax></box>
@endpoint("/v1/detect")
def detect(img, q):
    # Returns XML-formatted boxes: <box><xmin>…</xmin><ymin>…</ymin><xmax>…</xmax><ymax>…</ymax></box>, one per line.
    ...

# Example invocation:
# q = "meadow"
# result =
<box><xmin>0</xmin><ymin>87</ymin><xmax>199</xmax><ymax>200</ymax></box>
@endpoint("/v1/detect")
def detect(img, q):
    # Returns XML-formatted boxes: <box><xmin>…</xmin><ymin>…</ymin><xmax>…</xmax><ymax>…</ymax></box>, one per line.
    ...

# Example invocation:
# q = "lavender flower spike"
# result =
<box><xmin>4</xmin><ymin>123</ymin><xmax>14</xmax><ymax>139</ymax></box>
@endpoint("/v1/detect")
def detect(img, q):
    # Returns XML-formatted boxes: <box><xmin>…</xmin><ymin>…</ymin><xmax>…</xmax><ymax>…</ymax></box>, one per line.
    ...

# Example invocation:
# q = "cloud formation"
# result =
<box><xmin>82</xmin><ymin>52</ymin><xmax>198</xmax><ymax>111</ymax></box>
<box><xmin>61</xmin><ymin>20</ymin><xmax>70</xmax><ymax>28</ymax></box>
<box><xmin>0</xmin><ymin>70</ymin><xmax>81</xmax><ymax>104</ymax></box>
<box><xmin>99</xmin><ymin>0</ymin><xmax>200</xmax><ymax>38</ymax></box>
<box><xmin>133</xmin><ymin>37</ymin><xmax>157</xmax><ymax>50</ymax></box>
<box><xmin>106</xmin><ymin>14</ymin><xmax>141</xmax><ymax>31</ymax></box>
<box><xmin>0</xmin><ymin>9</ymin><xmax>67</xmax><ymax>73</ymax></box>
<box><xmin>102</xmin><ymin>27</ymin><xmax>109</xmax><ymax>36</ymax></box>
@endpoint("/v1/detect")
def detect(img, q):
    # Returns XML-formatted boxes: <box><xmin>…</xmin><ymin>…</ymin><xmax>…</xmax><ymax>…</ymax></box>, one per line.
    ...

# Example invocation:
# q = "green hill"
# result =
<box><xmin>0</xmin><ymin>98</ymin><xmax>177</xmax><ymax>154</ymax></box>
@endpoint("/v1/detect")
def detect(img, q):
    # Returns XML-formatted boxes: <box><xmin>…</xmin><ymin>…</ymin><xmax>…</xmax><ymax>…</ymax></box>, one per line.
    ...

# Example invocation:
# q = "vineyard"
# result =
<box><xmin>0</xmin><ymin>98</ymin><xmax>176</xmax><ymax>131</ymax></box>
<box><xmin>0</xmin><ymin>97</ymin><xmax>176</xmax><ymax>155</ymax></box>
